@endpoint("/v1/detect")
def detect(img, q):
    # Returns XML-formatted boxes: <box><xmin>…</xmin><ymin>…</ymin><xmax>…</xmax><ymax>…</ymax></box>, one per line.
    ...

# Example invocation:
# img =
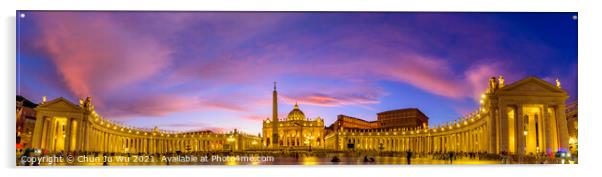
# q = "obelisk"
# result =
<box><xmin>272</xmin><ymin>82</ymin><xmax>279</xmax><ymax>148</ymax></box>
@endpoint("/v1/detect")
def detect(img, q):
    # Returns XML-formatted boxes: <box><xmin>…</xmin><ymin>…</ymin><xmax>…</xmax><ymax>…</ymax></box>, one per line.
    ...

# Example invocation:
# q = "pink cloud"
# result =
<box><xmin>296</xmin><ymin>52</ymin><xmax>501</xmax><ymax>100</ymax></box>
<box><xmin>35</xmin><ymin>12</ymin><xmax>172</xmax><ymax>99</ymax></box>
<box><xmin>376</xmin><ymin>54</ymin><xmax>467</xmax><ymax>99</ymax></box>
<box><xmin>102</xmin><ymin>94</ymin><xmax>247</xmax><ymax>118</ymax></box>
<box><xmin>464</xmin><ymin>63</ymin><xmax>502</xmax><ymax>99</ymax></box>
<box><xmin>376</xmin><ymin>55</ymin><xmax>518</xmax><ymax>100</ymax></box>
<box><xmin>158</xmin><ymin>122</ymin><xmax>236</xmax><ymax>133</ymax></box>
<box><xmin>241</xmin><ymin>115</ymin><xmax>270</xmax><ymax>122</ymax></box>
<box><xmin>29</xmin><ymin>12</ymin><xmax>517</xmax><ymax>122</ymax></box>
<box><xmin>281</xmin><ymin>92</ymin><xmax>380</xmax><ymax>107</ymax></box>
<box><xmin>464</xmin><ymin>61</ymin><xmax>524</xmax><ymax>99</ymax></box>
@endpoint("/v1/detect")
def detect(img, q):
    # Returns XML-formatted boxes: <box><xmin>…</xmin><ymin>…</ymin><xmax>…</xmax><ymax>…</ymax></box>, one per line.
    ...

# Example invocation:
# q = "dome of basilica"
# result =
<box><xmin>287</xmin><ymin>103</ymin><xmax>306</xmax><ymax>121</ymax></box>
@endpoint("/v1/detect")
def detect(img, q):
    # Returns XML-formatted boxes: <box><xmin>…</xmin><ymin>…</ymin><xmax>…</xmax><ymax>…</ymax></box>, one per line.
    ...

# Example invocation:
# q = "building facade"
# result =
<box><xmin>329</xmin><ymin>115</ymin><xmax>380</xmax><ymax>130</ymax></box>
<box><xmin>566</xmin><ymin>101</ymin><xmax>578</xmax><ymax>153</ymax></box>
<box><xmin>16</xmin><ymin>95</ymin><xmax>38</xmax><ymax>150</ymax></box>
<box><xmin>262</xmin><ymin>83</ymin><xmax>325</xmax><ymax>149</ymax></box>
<box><xmin>30</xmin><ymin>97</ymin><xmax>262</xmax><ymax>154</ymax></box>
<box><xmin>325</xmin><ymin>76</ymin><xmax>571</xmax><ymax>155</ymax></box>
<box><xmin>377</xmin><ymin>108</ymin><xmax>429</xmax><ymax>129</ymax></box>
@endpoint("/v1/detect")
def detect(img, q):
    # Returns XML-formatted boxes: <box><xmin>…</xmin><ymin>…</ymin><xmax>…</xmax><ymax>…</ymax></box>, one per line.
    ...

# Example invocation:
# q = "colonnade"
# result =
<box><xmin>324</xmin><ymin>76</ymin><xmax>571</xmax><ymax>155</ymax></box>
<box><xmin>326</xmin><ymin>114</ymin><xmax>489</xmax><ymax>153</ymax></box>
<box><xmin>86</xmin><ymin>127</ymin><xmax>229</xmax><ymax>154</ymax></box>
<box><xmin>30</xmin><ymin>76</ymin><xmax>572</xmax><ymax>156</ymax></box>
<box><xmin>31</xmin><ymin>97</ymin><xmax>262</xmax><ymax>154</ymax></box>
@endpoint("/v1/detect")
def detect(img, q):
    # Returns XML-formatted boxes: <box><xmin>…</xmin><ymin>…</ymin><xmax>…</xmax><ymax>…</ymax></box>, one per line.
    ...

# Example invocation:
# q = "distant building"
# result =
<box><xmin>326</xmin><ymin>109</ymin><xmax>429</xmax><ymax>131</ymax></box>
<box><xmin>566</xmin><ymin>101</ymin><xmax>578</xmax><ymax>153</ymax></box>
<box><xmin>377</xmin><ymin>108</ymin><xmax>429</xmax><ymax>129</ymax></box>
<box><xmin>330</xmin><ymin>115</ymin><xmax>379</xmax><ymax>130</ymax></box>
<box><xmin>16</xmin><ymin>95</ymin><xmax>38</xmax><ymax>150</ymax></box>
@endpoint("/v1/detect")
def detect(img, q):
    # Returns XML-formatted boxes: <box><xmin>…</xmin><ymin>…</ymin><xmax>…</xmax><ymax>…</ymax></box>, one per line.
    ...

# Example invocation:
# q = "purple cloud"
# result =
<box><xmin>19</xmin><ymin>12</ymin><xmax>576</xmax><ymax>132</ymax></box>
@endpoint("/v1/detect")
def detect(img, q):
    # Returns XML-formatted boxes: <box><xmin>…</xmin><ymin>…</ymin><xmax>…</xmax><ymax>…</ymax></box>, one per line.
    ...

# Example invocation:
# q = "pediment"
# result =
<box><xmin>498</xmin><ymin>77</ymin><xmax>566</xmax><ymax>95</ymax></box>
<box><xmin>36</xmin><ymin>97</ymin><xmax>83</xmax><ymax>113</ymax></box>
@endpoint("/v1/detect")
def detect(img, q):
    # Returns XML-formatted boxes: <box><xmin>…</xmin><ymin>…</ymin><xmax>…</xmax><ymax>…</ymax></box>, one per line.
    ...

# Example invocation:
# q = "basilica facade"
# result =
<box><xmin>261</xmin><ymin>83</ymin><xmax>325</xmax><ymax>149</ymax></box>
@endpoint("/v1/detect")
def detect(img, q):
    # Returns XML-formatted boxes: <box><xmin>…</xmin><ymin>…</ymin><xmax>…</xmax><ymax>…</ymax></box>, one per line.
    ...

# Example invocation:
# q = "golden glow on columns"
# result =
<box><xmin>227</xmin><ymin>136</ymin><xmax>235</xmax><ymax>142</ymax></box>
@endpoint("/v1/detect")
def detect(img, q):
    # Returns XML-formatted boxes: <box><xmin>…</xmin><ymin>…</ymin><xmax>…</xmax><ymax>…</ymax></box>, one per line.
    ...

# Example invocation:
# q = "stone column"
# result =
<box><xmin>499</xmin><ymin>103</ymin><xmax>509</xmax><ymax>153</ymax></box>
<box><xmin>64</xmin><ymin>118</ymin><xmax>72</xmax><ymax>152</ymax></box>
<box><xmin>103</xmin><ymin>132</ymin><xmax>107</xmax><ymax>152</ymax></box>
<box><xmin>104</xmin><ymin>133</ymin><xmax>109</xmax><ymax>153</ymax></box>
<box><xmin>47</xmin><ymin>117</ymin><xmax>56</xmax><ymax>152</ymax></box>
<box><xmin>41</xmin><ymin>118</ymin><xmax>50</xmax><ymax>149</ymax></box>
<box><xmin>543</xmin><ymin>104</ymin><xmax>552</xmax><ymax>154</ymax></box>
<box><xmin>32</xmin><ymin>113</ymin><xmax>45</xmax><ymax>148</ymax></box>
<box><xmin>75</xmin><ymin>119</ymin><xmax>82</xmax><ymax>152</ymax></box>
<box><xmin>149</xmin><ymin>139</ymin><xmax>153</xmax><ymax>154</ymax></box>
<box><xmin>92</xmin><ymin>129</ymin><xmax>96</xmax><ymax>152</ymax></box>
<box><xmin>107</xmin><ymin>134</ymin><xmax>111</xmax><ymax>153</ymax></box>
<box><xmin>104</xmin><ymin>132</ymin><xmax>108</xmax><ymax>152</ymax></box>
<box><xmin>141</xmin><ymin>138</ymin><xmax>144</xmax><ymax>153</ymax></box>
<box><xmin>99</xmin><ymin>130</ymin><xmax>103</xmax><ymax>152</ymax></box>
<box><xmin>128</xmin><ymin>138</ymin><xmax>132</xmax><ymax>153</ymax></box>
<box><xmin>96</xmin><ymin>129</ymin><xmax>99</xmax><ymax>152</ymax></box>
<box><xmin>516</xmin><ymin>104</ymin><xmax>524</xmax><ymax>155</ymax></box>
<box><xmin>471</xmin><ymin>130</ymin><xmax>475</xmax><ymax>152</ymax></box>
<box><xmin>463</xmin><ymin>132</ymin><xmax>467</xmax><ymax>152</ymax></box>
<box><xmin>82</xmin><ymin>120</ymin><xmax>89</xmax><ymax>152</ymax></box>
<box><xmin>487</xmin><ymin>111</ymin><xmax>497</xmax><ymax>153</ymax></box>
<box><xmin>135</xmin><ymin>138</ymin><xmax>138</xmax><ymax>153</ymax></box>
<box><xmin>94</xmin><ymin>131</ymin><xmax>98</xmax><ymax>152</ymax></box>
<box><xmin>556</xmin><ymin>104</ymin><xmax>569</xmax><ymax>152</ymax></box>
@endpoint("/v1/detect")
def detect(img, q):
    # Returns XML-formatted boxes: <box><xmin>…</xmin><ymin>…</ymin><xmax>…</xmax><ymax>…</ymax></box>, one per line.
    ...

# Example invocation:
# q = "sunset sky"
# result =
<box><xmin>17</xmin><ymin>12</ymin><xmax>578</xmax><ymax>134</ymax></box>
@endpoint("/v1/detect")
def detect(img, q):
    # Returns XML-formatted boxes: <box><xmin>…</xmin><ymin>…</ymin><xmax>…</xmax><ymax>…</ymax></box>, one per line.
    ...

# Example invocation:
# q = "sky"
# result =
<box><xmin>16</xmin><ymin>11</ymin><xmax>578</xmax><ymax>135</ymax></box>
